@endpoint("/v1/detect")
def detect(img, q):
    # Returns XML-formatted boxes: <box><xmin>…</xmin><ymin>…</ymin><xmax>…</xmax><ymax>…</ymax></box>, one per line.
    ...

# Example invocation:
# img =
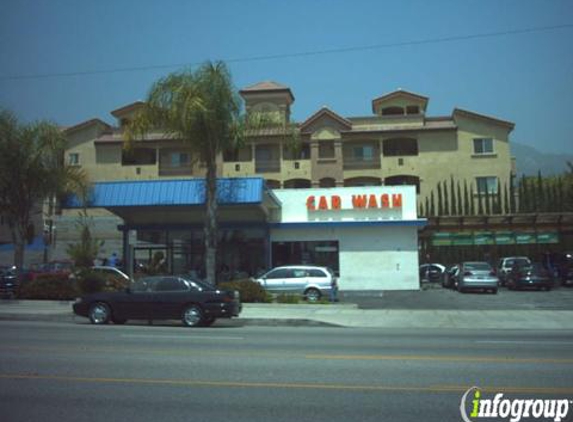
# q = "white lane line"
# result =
<box><xmin>121</xmin><ymin>334</ymin><xmax>244</xmax><ymax>341</ymax></box>
<box><xmin>476</xmin><ymin>340</ymin><xmax>573</xmax><ymax>345</ymax></box>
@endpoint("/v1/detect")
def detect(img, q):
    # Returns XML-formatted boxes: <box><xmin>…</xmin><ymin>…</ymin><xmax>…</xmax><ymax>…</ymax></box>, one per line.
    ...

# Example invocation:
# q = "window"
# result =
<box><xmin>406</xmin><ymin>105</ymin><xmax>420</xmax><ymax>115</ymax></box>
<box><xmin>353</xmin><ymin>145</ymin><xmax>374</xmax><ymax>161</ymax></box>
<box><xmin>381</xmin><ymin>106</ymin><xmax>404</xmax><ymax>116</ymax></box>
<box><xmin>68</xmin><ymin>153</ymin><xmax>79</xmax><ymax>166</ymax></box>
<box><xmin>473</xmin><ymin>138</ymin><xmax>494</xmax><ymax>155</ymax></box>
<box><xmin>383</xmin><ymin>138</ymin><xmax>418</xmax><ymax>156</ymax></box>
<box><xmin>122</xmin><ymin>148</ymin><xmax>156</xmax><ymax>165</ymax></box>
<box><xmin>154</xmin><ymin>277</ymin><xmax>189</xmax><ymax>292</ymax></box>
<box><xmin>266</xmin><ymin>269</ymin><xmax>292</xmax><ymax>279</ymax></box>
<box><xmin>476</xmin><ymin>176</ymin><xmax>498</xmax><ymax>194</ymax></box>
<box><xmin>170</xmin><ymin>152</ymin><xmax>189</xmax><ymax>167</ymax></box>
<box><xmin>318</xmin><ymin>141</ymin><xmax>335</xmax><ymax>159</ymax></box>
<box><xmin>283</xmin><ymin>143</ymin><xmax>310</xmax><ymax>160</ymax></box>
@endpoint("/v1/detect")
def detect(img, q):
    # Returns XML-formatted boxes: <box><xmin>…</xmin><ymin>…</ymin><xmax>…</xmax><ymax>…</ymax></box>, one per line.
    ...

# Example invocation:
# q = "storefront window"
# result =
<box><xmin>272</xmin><ymin>241</ymin><xmax>339</xmax><ymax>274</ymax></box>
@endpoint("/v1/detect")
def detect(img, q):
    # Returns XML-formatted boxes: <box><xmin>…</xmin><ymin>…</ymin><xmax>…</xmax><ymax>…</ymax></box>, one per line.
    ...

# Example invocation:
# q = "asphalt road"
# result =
<box><xmin>1</xmin><ymin>321</ymin><xmax>573</xmax><ymax>422</ymax></box>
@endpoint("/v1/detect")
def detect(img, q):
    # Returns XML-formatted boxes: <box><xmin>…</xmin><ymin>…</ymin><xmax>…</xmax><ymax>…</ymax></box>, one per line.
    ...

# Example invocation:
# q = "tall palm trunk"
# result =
<box><xmin>204</xmin><ymin>161</ymin><xmax>218</xmax><ymax>285</ymax></box>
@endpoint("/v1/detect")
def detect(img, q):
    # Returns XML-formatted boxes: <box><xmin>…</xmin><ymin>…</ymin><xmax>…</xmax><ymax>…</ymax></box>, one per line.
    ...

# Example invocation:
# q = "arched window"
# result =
<box><xmin>344</xmin><ymin>177</ymin><xmax>382</xmax><ymax>187</ymax></box>
<box><xmin>381</xmin><ymin>106</ymin><xmax>404</xmax><ymax>116</ymax></box>
<box><xmin>266</xmin><ymin>179</ymin><xmax>281</xmax><ymax>189</ymax></box>
<box><xmin>385</xmin><ymin>175</ymin><xmax>420</xmax><ymax>193</ymax></box>
<box><xmin>319</xmin><ymin>178</ymin><xmax>336</xmax><ymax>188</ymax></box>
<box><xmin>284</xmin><ymin>179</ymin><xmax>311</xmax><ymax>189</ymax></box>
<box><xmin>383</xmin><ymin>138</ymin><xmax>418</xmax><ymax>156</ymax></box>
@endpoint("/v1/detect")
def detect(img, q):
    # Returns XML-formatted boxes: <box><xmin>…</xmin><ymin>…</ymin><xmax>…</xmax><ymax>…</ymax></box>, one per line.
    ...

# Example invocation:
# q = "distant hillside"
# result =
<box><xmin>510</xmin><ymin>142</ymin><xmax>573</xmax><ymax>177</ymax></box>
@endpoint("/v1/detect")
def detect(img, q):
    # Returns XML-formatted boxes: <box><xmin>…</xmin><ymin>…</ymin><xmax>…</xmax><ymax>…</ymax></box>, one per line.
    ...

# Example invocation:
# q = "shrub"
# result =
<box><xmin>218</xmin><ymin>279</ymin><xmax>270</xmax><ymax>303</ymax></box>
<box><xmin>275</xmin><ymin>294</ymin><xmax>300</xmax><ymax>304</ymax></box>
<box><xmin>18</xmin><ymin>274</ymin><xmax>79</xmax><ymax>300</ymax></box>
<box><xmin>75</xmin><ymin>269</ymin><xmax>129</xmax><ymax>295</ymax></box>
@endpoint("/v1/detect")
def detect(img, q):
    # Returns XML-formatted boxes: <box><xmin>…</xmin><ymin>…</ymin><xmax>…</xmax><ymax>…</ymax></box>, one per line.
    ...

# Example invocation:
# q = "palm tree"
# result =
<box><xmin>0</xmin><ymin>109</ymin><xmax>88</xmax><ymax>275</ymax></box>
<box><xmin>125</xmin><ymin>61</ymin><xmax>287</xmax><ymax>284</ymax></box>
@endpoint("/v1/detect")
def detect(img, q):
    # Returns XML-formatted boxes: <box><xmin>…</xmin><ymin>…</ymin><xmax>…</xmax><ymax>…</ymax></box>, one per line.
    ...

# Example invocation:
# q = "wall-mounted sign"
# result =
<box><xmin>431</xmin><ymin>231</ymin><xmax>559</xmax><ymax>246</ymax></box>
<box><xmin>306</xmin><ymin>194</ymin><xmax>403</xmax><ymax>211</ymax></box>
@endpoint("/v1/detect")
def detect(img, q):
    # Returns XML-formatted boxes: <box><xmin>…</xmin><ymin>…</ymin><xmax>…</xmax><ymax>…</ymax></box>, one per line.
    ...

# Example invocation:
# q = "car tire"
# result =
<box><xmin>305</xmin><ymin>288</ymin><xmax>321</xmax><ymax>303</ymax></box>
<box><xmin>181</xmin><ymin>304</ymin><xmax>204</xmax><ymax>327</ymax></box>
<box><xmin>89</xmin><ymin>302</ymin><xmax>111</xmax><ymax>325</ymax></box>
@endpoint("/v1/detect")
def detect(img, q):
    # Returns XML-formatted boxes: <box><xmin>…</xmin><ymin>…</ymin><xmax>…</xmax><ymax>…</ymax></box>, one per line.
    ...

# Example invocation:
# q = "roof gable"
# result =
<box><xmin>64</xmin><ymin>118</ymin><xmax>111</xmax><ymax>135</ymax></box>
<box><xmin>239</xmin><ymin>81</ymin><xmax>294</xmax><ymax>103</ymax></box>
<box><xmin>372</xmin><ymin>89</ymin><xmax>429</xmax><ymax>114</ymax></box>
<box><xmin>453</xmin><ymin>108</ymin><xmax>515</xmax><ymax>131</ymax></box>
<box><xmin>300</xmin><ymin>107</ymin><xmax>352</xmax><ymax>133</ymax></box>
<box><xmin>111</xmin><ymin>101</ymin><xmax>146</xmax><ymax>119</ymax></box>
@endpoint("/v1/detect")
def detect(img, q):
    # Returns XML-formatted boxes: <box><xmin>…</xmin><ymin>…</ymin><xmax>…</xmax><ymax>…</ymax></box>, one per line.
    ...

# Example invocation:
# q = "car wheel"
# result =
<box><xmin>181</xmin><ymin>304</ymin><xmax>204</xmax><ymax>327</ymax></box>
<box><xmin>305</xmin><ymin>288</ymin><xmax>321</xmax><ymax>303</ymax></box>
<box><xmin>89</xmin><ymin>302</ymin><xmax>111</xmax><ymax>325</ymax></box>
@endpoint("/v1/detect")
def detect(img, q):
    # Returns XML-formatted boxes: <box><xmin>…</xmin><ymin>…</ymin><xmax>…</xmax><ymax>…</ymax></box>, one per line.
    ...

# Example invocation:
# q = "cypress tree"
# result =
<box><xmin>478</xmin><ymin>191</ymin><xmax>484</xmax><ymax>215</ymax></box>
<box><xmin>509</xmin><ymin>173</ymin><xmax>516</xmax><ymax>213</ymax></box>
<box><xmin>469</xmin><ymin>183</ymin><xmax>476</xmax><ymax>215</ymax></box>
<box><xmin>464</xmin><ymin>180</ymin><xmax>470</xmax><ymax>215</ymax></box>
<box><xmin>437</xmin><ymin>182</ymin><xmax>443</xmax><ymax>216</ymax></box>
<box><xmin>430</xmin><ymin>191</ymin><xmax>436</xmax><ymax>216</ymax></box>
<box><xmin>425</xmin><ymin>196</ymin><xmax>430</xmax><ymax>217</ymax></box>
<box><xmin>537</xmin><ymin>171</ymin><xmax>544</xmax><ymax>212</ymax></box>
<box><xmin>520</xmin><ymin>175</ymin><xmax>529</xmax><ymax>212</ymax></box>
<box><xmin>443</xmin><ymin>181</ymin><xmax>450</xmax><ymax>216</ymax></box>
<box><xmin>557</xmin><ymin>176</ymin><xmax>564</xmax><ymax>212</ymax></box>
<box><xmin>450</xmin><ymin>176</ymin><xmax>457</xmax><ymax>215</ymax></box>
<box><xmin>419</xmin><ymin>202</ymin><xmax>425</xmax><ymax>217</ymax></box>
<box><xmin>504</xmin><ymin>182</ymin><xmax>510</xmax><ymax>215</ymax></box>
<box><xmin>457</xmin><ymin>181</ymin><xmax>463</xmax><ymax>216</ymax></box>
<box><xmin>496</xmin><ymin>180</ymin><xmax>503</xmax><ymax>214</ymax></box>
<box><xmin>485</xmin><ymin>186</ymin><xmax>491</xmax><ymax>215</ymax></box>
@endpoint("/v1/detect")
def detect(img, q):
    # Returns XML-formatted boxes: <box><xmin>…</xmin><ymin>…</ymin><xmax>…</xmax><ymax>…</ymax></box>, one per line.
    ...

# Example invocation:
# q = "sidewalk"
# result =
<box><xmin>2</xmin><ymin>300</ymin><xmax>573</xmax><ymax>329</ymax></box>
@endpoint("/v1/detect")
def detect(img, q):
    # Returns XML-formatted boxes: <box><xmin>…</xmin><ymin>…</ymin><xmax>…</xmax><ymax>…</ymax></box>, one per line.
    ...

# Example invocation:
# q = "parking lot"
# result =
<box><xmin>344</xmin><ymin>284</ymin><xmax>573</xmax><ymax>310</ymax></box>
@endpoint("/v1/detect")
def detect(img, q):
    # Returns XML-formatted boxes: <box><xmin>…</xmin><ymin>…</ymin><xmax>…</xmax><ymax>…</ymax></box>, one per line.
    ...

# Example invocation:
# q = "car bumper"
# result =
<box><xmin>203</xmin><ymin>301</ymin><xmax>241</xmax><ymax>318</ymax></box>
<box><xmin>514</xmin><ymin>278</ymin><xmax>553</xmax><ymax>288</ymax></box>
<box><xmin>459</xmin><ymin>280</ymin><xmax>498</xmax><ymax>290</ymax></box>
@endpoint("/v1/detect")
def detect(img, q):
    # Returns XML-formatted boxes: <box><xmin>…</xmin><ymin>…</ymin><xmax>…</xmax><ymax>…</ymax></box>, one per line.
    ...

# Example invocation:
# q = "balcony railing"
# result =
<box><xmin>343</xmin><ymin>158</ymin><xmax>381</xmax><ymax>170</ymax></box>
<box><xmin>255</xmin><ymin>160</ymin><xmax>280</xmax><ymax>173</ymax></box>
<box><xmin>159</xmin><ymin>165</ymin><xmax>193</xmax><ymax>176</ymax></box>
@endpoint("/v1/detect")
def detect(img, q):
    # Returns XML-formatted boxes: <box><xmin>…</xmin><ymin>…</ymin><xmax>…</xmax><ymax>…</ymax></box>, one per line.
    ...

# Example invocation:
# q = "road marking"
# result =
<box><xmin>476</xmin><ymin>340</ymin><xmax>573</xmax><ymax>346</ymax></box>
<box><xmin>1</xmin><ymin>373</ymin><xmax>572</xmax><ymax>395</ymax></box>
<box><xmin>304</xmin><ymin>354</ymin><xmax>573</xmax><ymax>364</ymax></box>
<box><xmin>120</xmin><ymin>334</ymin><xmax>245</xmax><ymax>341</ymax></box>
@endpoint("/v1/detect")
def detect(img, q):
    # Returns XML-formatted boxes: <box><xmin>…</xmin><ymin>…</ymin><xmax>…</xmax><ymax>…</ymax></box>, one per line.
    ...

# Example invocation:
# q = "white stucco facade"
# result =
<box><xmin>271</xmin><ymin>186</ymin><xmax>425</xmax><ymax>290</ymax></box>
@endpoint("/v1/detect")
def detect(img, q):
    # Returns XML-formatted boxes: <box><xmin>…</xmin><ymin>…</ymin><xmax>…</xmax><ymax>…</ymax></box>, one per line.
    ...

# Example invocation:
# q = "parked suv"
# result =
<box><xmin>497</xmin><ymin>256</ymin><xmax>531</xmax><ymax>286</ymax></box>
<box><xmin>256</xmin><ymin>266</ymin><xmax>335</xmax><ymax>302</ymax></box>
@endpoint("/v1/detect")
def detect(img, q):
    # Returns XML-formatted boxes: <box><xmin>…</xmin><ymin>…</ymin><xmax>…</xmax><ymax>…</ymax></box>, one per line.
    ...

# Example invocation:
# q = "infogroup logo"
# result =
<box><xmin>460</xmin><ymin>386</ymin><xmax>571</xmax><ymax>422</ymax></box>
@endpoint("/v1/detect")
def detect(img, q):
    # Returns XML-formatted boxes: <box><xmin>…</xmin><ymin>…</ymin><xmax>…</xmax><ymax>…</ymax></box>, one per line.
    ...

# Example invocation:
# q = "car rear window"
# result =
<box><xmin>465</xmin><ymin>263</ymin><xmax>492</xmax><ymax>271</ymax></box>
<box><xmin>308</xmin><ymin>269</ymin><xmax>327</xmax><ymax>278</ymax></box>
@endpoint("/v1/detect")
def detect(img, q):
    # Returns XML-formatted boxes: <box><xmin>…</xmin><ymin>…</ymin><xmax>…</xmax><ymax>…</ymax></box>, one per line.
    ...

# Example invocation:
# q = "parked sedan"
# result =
<box><xmin>256</xmin><ymin>266</ymin><xmax>335</xmax><ymax>302</ymax></box>
<box><xmin>455</xmin><ymin>262</ymin><xmax>499</xmax><ymax>294</ymax></box>
<box><xmin>73</xmin><ymin>275</ymin><xmax>241</xmax><ymax>327</ymax></box>
<box><xmin>506</xmin><ymin>262</ymin><xmax>554</xmax><ymax>291</ymax></box>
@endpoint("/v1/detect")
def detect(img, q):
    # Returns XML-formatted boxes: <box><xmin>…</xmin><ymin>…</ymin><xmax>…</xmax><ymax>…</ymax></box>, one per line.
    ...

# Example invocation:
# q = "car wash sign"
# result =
<box><xmin>272</xmin><ymin>186</ymin><xmax>416</xmax><ymax>224</ymax></box>
<box><xmin>306</xmin><ymin>193</ymin><xmax>403</xmax><ymax>211</ymax></box>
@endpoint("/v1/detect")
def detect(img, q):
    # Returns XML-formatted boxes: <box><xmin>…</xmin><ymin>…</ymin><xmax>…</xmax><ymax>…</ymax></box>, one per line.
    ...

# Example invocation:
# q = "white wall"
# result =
<box><xmin>270</xmin><ymin>225</ymin><xmax>420</xmax><ymax>291</ymax></box>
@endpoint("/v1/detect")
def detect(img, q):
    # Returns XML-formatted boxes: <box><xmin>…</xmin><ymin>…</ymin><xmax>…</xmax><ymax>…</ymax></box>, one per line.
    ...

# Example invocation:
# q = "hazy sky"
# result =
<box><xmin>1</xmin><ymin>0</ymin><xmax>572</xmax><ymax>153</ymax></box>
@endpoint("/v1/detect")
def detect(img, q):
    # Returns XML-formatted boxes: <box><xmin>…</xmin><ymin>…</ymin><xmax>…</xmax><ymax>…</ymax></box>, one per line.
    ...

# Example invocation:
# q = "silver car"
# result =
<box><xmin>256</xmin><ymin>266</ymin><xmax>335</xmax><ymax>302</ymax></box>
<box><xmin>456</xmin><ymin>261</ymin><xmax>499</xmax><ymax>294</ymax></box>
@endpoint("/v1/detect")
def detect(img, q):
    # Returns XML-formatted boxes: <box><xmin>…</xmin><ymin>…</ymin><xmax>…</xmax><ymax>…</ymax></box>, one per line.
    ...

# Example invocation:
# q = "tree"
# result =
<box><xmin>66</xmin><ymin>211</ymin><xmax>104</xmax><ymax>268</ymax></box>
<box><xmin>125</xmin><ymin>61</ymin><xmax>288</xmax><ymax>284</ymax></box>
<box><xmin>0</xmin><ymin>110</ymin><xmax>88</xmax><ymax>275</ymax></box>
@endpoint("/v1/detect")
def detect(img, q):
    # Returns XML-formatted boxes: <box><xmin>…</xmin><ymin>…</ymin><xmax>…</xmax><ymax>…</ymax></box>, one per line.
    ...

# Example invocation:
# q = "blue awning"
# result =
<box><xmin>64</xmin><ymin>177</ymin><xmax>280</xmax><ymax>208</ymax></box>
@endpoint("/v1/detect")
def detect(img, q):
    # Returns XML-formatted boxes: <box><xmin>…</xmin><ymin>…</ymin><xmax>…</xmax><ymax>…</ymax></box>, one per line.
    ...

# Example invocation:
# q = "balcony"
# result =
<box><xmin>343</xmin><ymin>157</ymin><xmax>381</xmax><ymax>171</ymax></box>
<box><xmin>158</xmin><ymin>164</ymin><xmax>193</xmax><ymax>176</ymax></box>
<box><xmin>255</xmin><ymin>159</ymin><xmax>280</xmax><ymax>173</ymax></box>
